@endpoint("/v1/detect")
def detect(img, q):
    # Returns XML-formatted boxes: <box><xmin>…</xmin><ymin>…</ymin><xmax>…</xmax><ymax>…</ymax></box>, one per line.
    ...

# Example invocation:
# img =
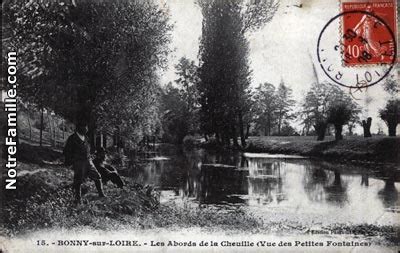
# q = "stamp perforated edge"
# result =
<box><xmin>338</xmin><ymin>0</ymin><xmax>398</xmax><ymax>68</ymax></box>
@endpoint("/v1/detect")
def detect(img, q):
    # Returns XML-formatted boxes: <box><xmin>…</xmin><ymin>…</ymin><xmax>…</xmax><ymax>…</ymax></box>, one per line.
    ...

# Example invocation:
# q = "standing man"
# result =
<box><xmin>63</xmin><ymin>120</ymin><xmax>105</xmax><ymax>204</ymax></box>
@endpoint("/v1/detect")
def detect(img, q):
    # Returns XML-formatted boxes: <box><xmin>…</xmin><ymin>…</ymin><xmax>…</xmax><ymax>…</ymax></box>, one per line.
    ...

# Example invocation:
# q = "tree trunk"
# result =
<box><xmin>225</xmin><ymin>132</ymin><xmax>230</xmax><ymax>146</ymax></box>
<box><xmin>47</xmin><ymin>114</ymin><xmax>52</xmax><ymax>146</ymax></box>
<box><xmin>334</xmin><ymin>124</ymin><xmax>343</xmax><ymax>141</ymax></box>
<box><xmin>216</xmin><ymin>132</ymin><xmax>221</xmax><ymax>145</ymax></box>
<box><xmin>39</xmin><ymin>108</ymin><xmax>44</xmax><ymax>147</ymax></box>
<box><xmin>388</xmin><ymin>121</ymin><xmax>397</xmax><ymax>136</ymax></box>
<box><xmin>220</xmin><ymin>132</ymin><xmax>225</xmax><ymax>145</ymax></box>
<box><xmin>27</xmin><ymin>115</ymin><xmax>32</xmax><ymax>141</ymax></box>
<box><xmin>245</xmin><ymin>124</ymin><xmax>250</xmax><ymax>139</ymax></box>
<box><xmin>47</xmin><ymin>114</ymin><xmax>55</xmax><ymax>147</ymax></box>
<box><xmin>62</xmin><ymin>120</ymin><xmax>65</xmax><ymax>140</ymax></box>
<box><xmin>113</xmin><ymin>131</ymin><xmax>118</xmax><ymax>147</ymax></box>
<box><xmin>53</xmin><ymin>117</ymin><xmax>56</xmax><ymax>147</ymax></box>
<box><xmin>348</xmin><ymin>125</ymin><xmax>353</xmax><ymax>136</ymax></box>
<box><xmin>238</xmin><ymin>110</ymin><xmax>246</xmax><ymax>147</ymax></box>
<box><xmin>102</xmin><ymin>132</ymin><xmax>107</xmax><ymax>148</ymax></box>
<box><xmin>232</xmin><ymin>126</ymin><xmax>239</xmax><ymax>147</ymax></box>
<box><xmin>315</xmin><ymin>121</ymin><xmax>327</xmax><ymax>141</ymax></box>
<box><xmin>267</xmin><ymin>115</ymin><xmax>271</xmax><ymax>136</ymax></box>
<box><xmin>96</xmin><ymin>133</ymin><xmax>102</xmax><ymax>149</ymax></box>
<box><xmin>362</xmin><ymin>117</ymin><xmax>372</xmax><ymax>137</ymax></box>
<box><xmin>222</xmin><ymin>132</ymin><xmax>229</xmax><ymax>146</ymax></box>
<box><xmin>88</xmin><ymin>125</ymin><xmax>96</xmax><ymax>152</ymax></box>
<box><xmin>278</xmin><ymin>117</ymin><xmax>282</xmax><ymax>136</ymax></box>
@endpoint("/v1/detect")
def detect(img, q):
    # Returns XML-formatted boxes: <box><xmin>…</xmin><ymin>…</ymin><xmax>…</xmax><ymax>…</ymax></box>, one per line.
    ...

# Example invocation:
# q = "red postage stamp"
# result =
<box><xmin>340</xmin><ymin>0</ymin><xmax>397</xmax><ymax>66</ymax></box>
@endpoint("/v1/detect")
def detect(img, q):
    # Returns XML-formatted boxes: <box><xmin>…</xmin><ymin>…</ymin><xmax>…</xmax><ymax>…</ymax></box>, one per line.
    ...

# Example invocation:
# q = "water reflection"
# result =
<box><xmin>323</xmin><ymin>171</ymin><xmax>348</xmax><ymax>207</ymax></box>
<box><xmin>247</xmin><ymin>159</ymin><xmax>286</xmax><ymax>205</ymax></box>
<box><xmin>378</xmin><ymin>178</ymin><xmax>399</xmax><ymax>209</ymax></box>
<box><xmin>125</xmin><ymin>147</ymin><xmax>400</xmax><ymax>224</ymax></box>
<box><xmin>303</xmin><ymin>168</ymin><xmax>328</xmax><ymax>203</ymax></box>
<box><xmin>199</xmin><ymin>164</ymin><xmax>247</xmax><ymax>204</ymax></box>
<box><xmin>361</xmin><ymin>173</ymin><xmax>369</xmax><ymax>186</ymax></box>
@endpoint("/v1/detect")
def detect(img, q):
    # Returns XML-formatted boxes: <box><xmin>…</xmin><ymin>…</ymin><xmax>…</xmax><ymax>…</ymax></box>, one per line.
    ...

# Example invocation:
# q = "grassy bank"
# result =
<box><xmin>245</xmin><ymin>136</ymin><xmax>400</xmax><ymax>163</ymax></box>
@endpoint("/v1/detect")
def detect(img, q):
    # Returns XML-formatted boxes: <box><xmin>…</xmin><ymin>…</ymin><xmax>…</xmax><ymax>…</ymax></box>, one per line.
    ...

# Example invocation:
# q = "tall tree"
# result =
<box><xmin>197</xmin><ymin>0</ymin><xmax>278</xmax><ymax>147</ymax></box>
<box><xmin>159</xmin><ymin>57</ymin><xmax>200</xmax><ymax>143</ymax></box>
<box><xmin>160</xmin><ymin>83</ymin><xmax>190</xmax><ymax>143</ymax></box>
<box><xmin>274</xmin><ymin>81</ymin><xmax>295</xmax><ymax>135</ymax></box>
<box><xmin>379</xmin><ymin>99</ymin><xmax>400</xmax><ymax>136</ymax></box>
<box><xmin>253</xmin><ymin>82</ymin><xmax>277</xmax><ymax>136</ymax></box>
<box><xmin>301</xmin><ymin>83</ymin><xmax>331</xmax><ymax>140</ymax></box>
<box><xmin>381</xmin><ymin>66</ymin><xmax>399</xmax><ymax>137</ymax></box>
<box><xmin>175</xmin><ymin>57</ymin><xmax>200</xmax><ymax>132</ymax></box>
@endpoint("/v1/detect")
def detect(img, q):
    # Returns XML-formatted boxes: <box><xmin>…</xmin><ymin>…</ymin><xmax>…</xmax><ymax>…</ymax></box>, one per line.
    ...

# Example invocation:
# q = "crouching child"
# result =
<box><xmin>93</xmin><ymin>147</ymin><xmax>124</xmax><ymax>188</ymax></box>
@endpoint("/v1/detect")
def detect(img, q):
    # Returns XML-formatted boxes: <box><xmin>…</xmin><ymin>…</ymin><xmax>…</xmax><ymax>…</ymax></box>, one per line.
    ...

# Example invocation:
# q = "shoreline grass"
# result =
<box><xmin>245</xmin><ymin>136</ymin><xmax>400</xmax><ymax>163</ymax></box>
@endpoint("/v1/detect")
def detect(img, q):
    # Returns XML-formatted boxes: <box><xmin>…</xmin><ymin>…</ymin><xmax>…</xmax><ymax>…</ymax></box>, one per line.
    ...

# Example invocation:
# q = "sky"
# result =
<box><xmin>159</xmin><ymin>0</ymin><xmax>398</xmax><ymax>134</ymax></box>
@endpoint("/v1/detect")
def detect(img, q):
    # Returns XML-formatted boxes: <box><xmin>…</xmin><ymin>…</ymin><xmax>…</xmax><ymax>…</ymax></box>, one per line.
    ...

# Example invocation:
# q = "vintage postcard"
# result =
<box><xmin>1</xmin><ymin>0</ymin><xmax>399</xmax><ymax>252</ymax></box>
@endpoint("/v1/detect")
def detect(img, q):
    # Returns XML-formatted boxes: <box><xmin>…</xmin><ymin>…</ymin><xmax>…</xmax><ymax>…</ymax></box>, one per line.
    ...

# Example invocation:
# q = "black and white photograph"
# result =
<box><xmin>0</xmin><ymin>0</ymin><xmax>399</xmax><ymax>252</ymax></box>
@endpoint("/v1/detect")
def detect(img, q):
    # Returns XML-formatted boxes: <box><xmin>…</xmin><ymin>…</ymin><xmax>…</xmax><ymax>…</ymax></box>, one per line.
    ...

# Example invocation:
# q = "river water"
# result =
<box><xmin>123</xmin><ymin>146</ymin><xmax>400</xmax><ymax>227</ymax></box>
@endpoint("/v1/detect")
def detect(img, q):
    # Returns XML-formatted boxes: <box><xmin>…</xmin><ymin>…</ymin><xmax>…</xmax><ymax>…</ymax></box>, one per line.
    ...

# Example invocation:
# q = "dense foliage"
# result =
<box><xmin>3</xmin><ymin>0</ymin><xmax>172</xmax><ymax>146</ymax></box>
